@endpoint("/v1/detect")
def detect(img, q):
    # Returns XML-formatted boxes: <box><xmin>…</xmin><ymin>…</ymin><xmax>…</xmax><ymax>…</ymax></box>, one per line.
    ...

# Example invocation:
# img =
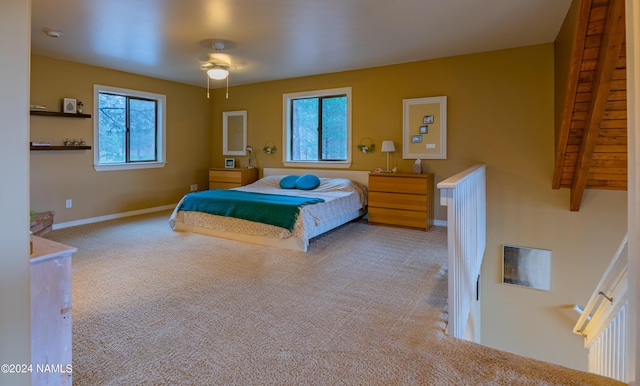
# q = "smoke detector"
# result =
<box><xmin>43</xmin><ymin>29</ymin><xmax>63</xmax><ymax>38</ymax></box>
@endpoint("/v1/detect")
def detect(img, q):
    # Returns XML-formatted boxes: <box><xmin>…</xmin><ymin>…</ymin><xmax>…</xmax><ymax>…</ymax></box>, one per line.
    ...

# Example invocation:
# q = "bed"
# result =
<box><xmin>169</xmin><ymin>168</ymin><xmax>369</xmax><ymax>252</ymax></box>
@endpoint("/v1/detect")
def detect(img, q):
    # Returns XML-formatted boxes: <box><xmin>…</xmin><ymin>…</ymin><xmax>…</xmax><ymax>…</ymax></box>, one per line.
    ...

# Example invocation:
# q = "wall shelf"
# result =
<box><xmin>30</xmin><ymin>111</ymin><xmax>91</xmax><ymax>118</ymax></box>
<box><xmin>30</xmin><ymin>146</ymin><xmax>91</xmax><ymax>151</ymax></box>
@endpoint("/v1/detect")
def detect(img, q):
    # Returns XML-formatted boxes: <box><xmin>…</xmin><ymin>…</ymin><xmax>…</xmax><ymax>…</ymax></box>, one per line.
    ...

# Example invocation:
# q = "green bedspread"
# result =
<box><xmin>177</xmin><ymin>189</ymin><xmax>325</xmax><ymax>231</ymax></box>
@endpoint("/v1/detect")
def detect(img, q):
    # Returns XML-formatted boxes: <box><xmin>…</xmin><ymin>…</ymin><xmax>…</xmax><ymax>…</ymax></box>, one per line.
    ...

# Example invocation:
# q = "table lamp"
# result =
<box><xmin>381</xmin><ymin>140</ymin><xmax>395</xmax><ymax>172</ymax></box>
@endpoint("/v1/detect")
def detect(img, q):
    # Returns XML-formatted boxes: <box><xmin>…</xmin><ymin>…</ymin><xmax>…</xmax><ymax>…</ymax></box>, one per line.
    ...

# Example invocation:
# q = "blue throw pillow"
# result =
<box><xmin>295</xmin><ymin>174</ymin><xmax>321</xmax><ymax>190</ymax></box>
<box><xmin>279</xmin><ymin>175</ymin><xmax>299</xmax><ymax>189</ymax></box>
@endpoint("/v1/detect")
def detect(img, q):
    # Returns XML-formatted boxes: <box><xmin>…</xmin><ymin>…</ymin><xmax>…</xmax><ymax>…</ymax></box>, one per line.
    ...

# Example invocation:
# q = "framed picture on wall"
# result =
<box><xmin>63</xmin><ymin>98</ymin><xmax>77</xmax><ymax>114</ymax></box>
<box><xmin>402</xmin><ymin>96</ymin><xmax>447</xmax><ymax>159</ymax></box>
<box><xmin>502</xmin><ymin>244</ymin><xmax>552</xmax><ymax>291</ymax></box>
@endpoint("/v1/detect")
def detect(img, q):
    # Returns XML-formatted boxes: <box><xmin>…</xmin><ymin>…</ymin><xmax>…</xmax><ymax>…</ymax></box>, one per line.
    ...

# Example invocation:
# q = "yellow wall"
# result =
<box><xmin>209</xmin><ymin>43</ymin><xmax>628</xmax><ymax>370</ymax></box>
<box><xmin>30</xmin><ymin>55</ymin><xmax>213</xmax><ymax>223</ymax></box>
<box><xmin>29</xmin><ymin>42</ymin><xmax>628</xmax><ymax>371</ymax></box>
<box><xmin>210</xmin><ymin>44</ymin><xmax>573</xmax><ymax>222</ymax></box>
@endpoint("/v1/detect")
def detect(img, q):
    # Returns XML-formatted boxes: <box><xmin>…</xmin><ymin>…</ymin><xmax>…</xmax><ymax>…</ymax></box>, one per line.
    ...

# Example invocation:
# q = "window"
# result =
<box><xmin>282</xmin><ymin>87</ymin><xmax>351</xmax><ymax>168</ymax></box>
<box><xmin>93</xmin><ymin>84</ymin><xmax>166</xmax><ymax>171</ymax></box>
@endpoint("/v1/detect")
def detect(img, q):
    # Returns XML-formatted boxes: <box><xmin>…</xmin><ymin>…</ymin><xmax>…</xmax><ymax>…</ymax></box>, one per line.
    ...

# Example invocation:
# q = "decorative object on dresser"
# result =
<box><xmin>224</xmin><ymin>158</ymin><xmax>235</xmax><ymax>168</ymax></box>
<box><xmin>402</xmin><ymin>96</ymin><xmax>447</xmax><ymax>159</ymax></box>
<box><xmin>209</xmin><ymin>167</ymin><xmax>258</xmax><ymax>189</ymax></box>
<box><xmin>368</xmin><ymin>172</ymin><xmax>434</xmax><ymax>231</ymax></box>
<box><xmin>380</xmin><ymin>140</ymin><xmax>395</xmax><ymax>172</ymax></box>
<box><xmin>412</xmin><ymin>158</ymin><xmax>422</xmax><ymax>174</ymax></box>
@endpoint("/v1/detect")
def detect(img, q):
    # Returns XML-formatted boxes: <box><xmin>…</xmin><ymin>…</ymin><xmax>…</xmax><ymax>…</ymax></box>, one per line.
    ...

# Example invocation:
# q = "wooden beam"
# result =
<box><xmin>570</xmin><ymin>0</ymin><xmax>626</xmax><ymax>210</ymax></box>
<box><xmin>553</xmin><ymin>0</ymin><xmax>592</xmax><ymax>189</ymax></box>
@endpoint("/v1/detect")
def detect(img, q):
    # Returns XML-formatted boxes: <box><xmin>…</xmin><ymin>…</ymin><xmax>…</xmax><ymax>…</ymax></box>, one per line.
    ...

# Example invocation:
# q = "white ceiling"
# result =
<box><xmin>31</xmin><ymin>0</ymin><xmax>572</xmax><ymax>89</ymax></box>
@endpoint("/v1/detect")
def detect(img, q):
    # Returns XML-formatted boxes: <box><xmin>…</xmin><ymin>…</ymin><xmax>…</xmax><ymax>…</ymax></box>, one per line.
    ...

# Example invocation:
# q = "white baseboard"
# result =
<box><xmin>52</xmin><ymin>204</ymin><xmax>176</xmax><ymax>230</ymax></box>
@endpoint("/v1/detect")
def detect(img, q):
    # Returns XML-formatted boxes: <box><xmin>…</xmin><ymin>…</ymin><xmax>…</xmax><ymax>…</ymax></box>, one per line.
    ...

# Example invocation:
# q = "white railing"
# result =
<box><xmin>573</xmin><ymin>234</ymin><xmax>629</xmax><ymax>383</ymax></box>
<box><xmin>437</xmin><ymin>164</ymin><xmax>486</xmax><ymax>340</ymax></box>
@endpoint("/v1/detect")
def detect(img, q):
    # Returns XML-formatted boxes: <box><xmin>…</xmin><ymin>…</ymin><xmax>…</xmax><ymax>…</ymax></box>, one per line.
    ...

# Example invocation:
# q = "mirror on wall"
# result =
<box><xmin>223</xmin><ymin>110</ymin><xmax>247</xmax><ymax>156</ymax></box>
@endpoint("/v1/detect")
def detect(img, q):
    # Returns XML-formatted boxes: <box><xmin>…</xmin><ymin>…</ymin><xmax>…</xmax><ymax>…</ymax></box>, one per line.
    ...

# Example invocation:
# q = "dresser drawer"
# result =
<box><xmin>208</xmin><ymin>168</ymin><xmax>258</xmax><ymax>189</ymax></box>
<box><xmin>368</xmin><ymin>207</ymin><xmax>428</xmax><ymax>229</ymax></box>
<box><xmin>209</xmin><ymin>181</ymin><xmax>242</xmax><ymax>190</ymax></box>
<box><xmin>368</xmin><ymin>191</ymin><xmax>427</xmax><ymax>211</ymax></box>
<box><xmin>209</xmin><ymin>170</ymin><xmax>244</xmax><ymax>183</ymax></box>
<box><xmin>368</xmin><ymin>176</ymin><xmax>427</xmax><ymax>195</ymax></box>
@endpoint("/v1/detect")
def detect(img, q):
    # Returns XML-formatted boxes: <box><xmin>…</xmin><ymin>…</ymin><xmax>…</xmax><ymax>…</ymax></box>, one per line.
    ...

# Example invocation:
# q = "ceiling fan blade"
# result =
<box><xmin>207</xmin><ymin>52</ymin><xmax>231</xmax><ymax>66</ymax></box>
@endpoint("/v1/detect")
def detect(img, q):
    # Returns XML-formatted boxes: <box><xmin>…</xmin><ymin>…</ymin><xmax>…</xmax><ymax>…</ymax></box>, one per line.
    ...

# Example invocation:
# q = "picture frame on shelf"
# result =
<box><xmin>402</xmin><ymin>96</ymin><xmax>447</xmax><ymax>159</ymax></box>
<box><xmin>63</xmin><ymin>98</ymin><xmax>77</xmax><ymax>114</ymax></box>
<box><xmin>224</xmin><ymin>158</ymin><xmax>235</xmax><ymax>168</ymax></box>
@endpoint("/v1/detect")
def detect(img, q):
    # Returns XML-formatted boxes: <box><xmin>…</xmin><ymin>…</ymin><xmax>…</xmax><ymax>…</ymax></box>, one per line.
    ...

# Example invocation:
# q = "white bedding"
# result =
<box><xmin>169</xmin><ymin>175</ymin><xmax>368</xmax><ymax>248</ymax></box>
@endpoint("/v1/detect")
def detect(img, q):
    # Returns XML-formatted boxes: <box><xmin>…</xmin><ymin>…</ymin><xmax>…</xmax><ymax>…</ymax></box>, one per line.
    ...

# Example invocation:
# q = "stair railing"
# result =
<box><xmin>573</xmin><ymin>234</ymin><xmax>629</xmax><ymax>383</ymax></box>
<box><xmin>437</xmin><ymin>164</ymin><xmax>486</xmax><ymax>340</ymax></box>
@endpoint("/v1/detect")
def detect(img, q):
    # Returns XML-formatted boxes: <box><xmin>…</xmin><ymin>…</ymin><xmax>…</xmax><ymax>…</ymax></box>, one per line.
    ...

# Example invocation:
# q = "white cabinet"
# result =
<box><xmin>30</xmin><ymin>236</ymin><xmax>76</xmax><ymax>386</ymax></box>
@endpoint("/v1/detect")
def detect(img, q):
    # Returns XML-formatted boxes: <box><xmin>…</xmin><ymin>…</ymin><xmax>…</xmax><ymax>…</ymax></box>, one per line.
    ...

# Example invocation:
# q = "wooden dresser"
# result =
<box><xmin>367</xmin><ymin>172</ymin><xmax>434</xmax><ymax>231</ymax></box>
<box><xmin>209</xmin><ymin>168</ymin><xmax>259</xmax><ymax>189</ymax></box>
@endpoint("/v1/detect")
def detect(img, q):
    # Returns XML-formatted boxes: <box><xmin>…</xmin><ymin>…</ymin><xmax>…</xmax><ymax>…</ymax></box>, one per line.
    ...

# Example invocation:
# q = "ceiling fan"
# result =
<box><xmin>200</xmin><ymin>41</ymin><xmax>230</xmax><ymax>80</ymax></box>
<box><xmin>200</xmin><ymin>40</ymin><xmax>234</xmax><ymax>98</ymax></box>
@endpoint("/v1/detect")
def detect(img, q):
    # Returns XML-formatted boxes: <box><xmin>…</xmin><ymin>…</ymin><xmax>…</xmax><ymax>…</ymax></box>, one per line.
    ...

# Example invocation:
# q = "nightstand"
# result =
<box><xmin>367</xmin><ymin>172</ymin><xmax>434</xmax><ymax>231</ymax></box>
<box><xmin>209</xmin><ymin>168</ymin><xmax>259</xmax><ymax>189</ymax></box>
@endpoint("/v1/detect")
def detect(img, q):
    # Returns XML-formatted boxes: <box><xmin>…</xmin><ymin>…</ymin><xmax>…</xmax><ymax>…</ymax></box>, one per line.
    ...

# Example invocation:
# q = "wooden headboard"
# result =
<box><xmin>263</xmin><ymin>168</ymin><xmax>370</xmax><ymax>187</ymax></box>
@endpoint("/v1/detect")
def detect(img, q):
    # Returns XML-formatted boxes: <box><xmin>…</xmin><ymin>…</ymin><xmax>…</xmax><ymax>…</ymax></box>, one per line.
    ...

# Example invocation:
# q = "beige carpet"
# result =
<box><xmin>46</xmin><ymin>211</ymin><xmax>623</xmax><ymax>385</ymax></box>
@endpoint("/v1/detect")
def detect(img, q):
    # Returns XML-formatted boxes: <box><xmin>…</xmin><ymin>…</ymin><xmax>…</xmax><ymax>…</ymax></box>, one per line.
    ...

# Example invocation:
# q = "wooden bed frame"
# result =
<box><xmin>173</xmin><ymin>168</ymin><xmax>370</xmax><ymax>252</ymax></box>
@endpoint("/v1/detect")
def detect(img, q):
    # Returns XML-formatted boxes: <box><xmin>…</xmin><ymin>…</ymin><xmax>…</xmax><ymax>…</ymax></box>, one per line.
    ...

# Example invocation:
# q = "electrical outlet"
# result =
<box><xmin>65</xmin><ymin>199</ymin><xmax>72</xmax><ymax>208</ymax></box>
<box><xmin>190</xmin><ymin>184</ymin><xmax>198</xmax><ymax>192</ymax></box>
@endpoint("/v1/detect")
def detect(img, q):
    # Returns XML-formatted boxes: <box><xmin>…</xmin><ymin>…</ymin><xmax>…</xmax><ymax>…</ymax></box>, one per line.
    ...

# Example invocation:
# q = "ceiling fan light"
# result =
<box><xmin>207</xmin><ymin>66</ymin><xmax>229</xmax><ymax>80</ymax></box>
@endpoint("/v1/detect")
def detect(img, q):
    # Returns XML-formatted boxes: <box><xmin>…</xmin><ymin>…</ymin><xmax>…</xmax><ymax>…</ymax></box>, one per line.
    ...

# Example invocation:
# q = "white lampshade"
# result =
<box><xmin>381</xmin><ymin>140</ymin><xmax>396</xmax><ymax>172</ymax></box>
<box><xmin>207</xmin><ymin>66</ymin><xmax>229</xmax><ymax>80</ymax></box>
<box><xmin>381</xmin><ymin>140</ymin><xmax>395</xmax><ymax>152</ymax></box>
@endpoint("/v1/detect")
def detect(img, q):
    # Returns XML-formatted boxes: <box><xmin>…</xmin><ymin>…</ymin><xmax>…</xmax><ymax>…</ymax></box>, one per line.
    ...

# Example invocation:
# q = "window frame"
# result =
<box><xmin>93</xmin><ymin>84</ymin><xmax>167</xmax><ymax>172</ymax></box>
<box><xmin>282</xmin><ymin>87</ymin><xmax>352</xmax><ymax>168</ymax></box>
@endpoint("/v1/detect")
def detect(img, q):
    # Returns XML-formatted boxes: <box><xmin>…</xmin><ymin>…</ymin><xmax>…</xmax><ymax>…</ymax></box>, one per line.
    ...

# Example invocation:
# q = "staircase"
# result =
<box><xmin>573</xmin><ymin>234</ymin><xmax>629</xmax><ymax>382</ymax></box>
